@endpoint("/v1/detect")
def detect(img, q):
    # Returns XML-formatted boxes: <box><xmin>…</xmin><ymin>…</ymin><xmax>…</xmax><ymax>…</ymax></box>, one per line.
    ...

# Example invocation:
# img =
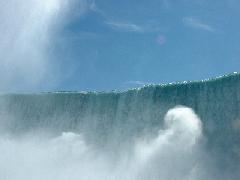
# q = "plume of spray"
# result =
<box><xmin>0</xmin><ymin>106</ymin><xmax>207</xmax><ymax>180</ymax></box>
<box><xmin>133</xmin><ymin>106</ymin><xmax>203</xmax><ymax>180</ymax></box>
<box><xmin>0</xmin><ymin>0</ymin><xmax>92</xmax><ymax>91</ymax></box>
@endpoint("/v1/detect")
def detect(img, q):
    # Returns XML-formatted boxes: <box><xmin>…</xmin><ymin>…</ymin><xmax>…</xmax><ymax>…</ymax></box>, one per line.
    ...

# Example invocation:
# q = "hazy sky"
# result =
<box><xmin>1</xmin><ymin>0</ymin><xmax>240</xmax><ymax>92</ymax></box>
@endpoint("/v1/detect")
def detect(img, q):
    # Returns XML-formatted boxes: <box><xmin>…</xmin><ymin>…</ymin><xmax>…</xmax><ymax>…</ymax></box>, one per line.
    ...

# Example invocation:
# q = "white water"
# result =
<box><xmin>0</xmin><ymin>106</ymin><xmax>206</xmax><ymax>180</ymax></box>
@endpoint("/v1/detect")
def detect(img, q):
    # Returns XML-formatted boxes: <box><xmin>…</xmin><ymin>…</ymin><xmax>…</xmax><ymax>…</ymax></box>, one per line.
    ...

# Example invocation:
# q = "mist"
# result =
<box><xmin>0</xmin><ymin>0</ymin><xmax>92</xmax><ymax>92</ymax></box>
<box><xmin>0</xmin><ymin>106</ymin><xmax>210</xmax><ymax>180</ymax></box>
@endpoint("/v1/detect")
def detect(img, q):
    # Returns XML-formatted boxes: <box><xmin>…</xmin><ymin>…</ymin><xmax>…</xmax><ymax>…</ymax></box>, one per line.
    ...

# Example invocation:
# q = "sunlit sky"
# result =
<box><xmin>1</xmin><ymin>0</ymin><xmax>240</xmax><ymax>92</ymax></box>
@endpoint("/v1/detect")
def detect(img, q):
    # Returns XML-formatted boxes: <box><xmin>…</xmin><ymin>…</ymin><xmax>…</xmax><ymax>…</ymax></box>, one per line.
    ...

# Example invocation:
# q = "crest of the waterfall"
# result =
<box><xmin>0</xmin><ymin>0</ymin><xmax>91</xmax><ymax>91</ymax></box>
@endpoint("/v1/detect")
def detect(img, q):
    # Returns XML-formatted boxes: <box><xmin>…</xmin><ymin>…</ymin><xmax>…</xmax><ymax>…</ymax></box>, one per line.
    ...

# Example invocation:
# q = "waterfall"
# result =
<box><xmin>0</xmin><ymin>72</ymin><xmax>239</xmax><ymax>180</ymax></box>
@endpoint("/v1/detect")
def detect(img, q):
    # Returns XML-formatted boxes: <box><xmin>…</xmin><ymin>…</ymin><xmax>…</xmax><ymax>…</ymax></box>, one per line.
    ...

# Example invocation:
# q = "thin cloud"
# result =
<box><xmin>105</xmin><ymin>21</ymin><xmax>144</xmax><ymax>33</ymax></box>
<box><xmin>125</xmin><ymin>81</ymin><xmax>146</xmax><ymax>85</ymax></box>
<box><xmin>183</xmin><ymin>17</ymin><xmax>215</xmax><ymax>32</ymax></box>
<box><xmin>122</xmin><ymin>80</ymin><xmax>154</xmax><ymax>89</ymax></box>
<box><xmin>92</xmin><ymin>1</ymin><xmax>161</xmax><ymax>34</ymax></box>
<box><xmin>123</xmin><ymin>80</ymin><xmax>153</xmax><ymax>87</ymax></box>
<box><xmin>89</xmin><ymin>0</ymin><xmax>105</xmax><ymax>15</ymax></box>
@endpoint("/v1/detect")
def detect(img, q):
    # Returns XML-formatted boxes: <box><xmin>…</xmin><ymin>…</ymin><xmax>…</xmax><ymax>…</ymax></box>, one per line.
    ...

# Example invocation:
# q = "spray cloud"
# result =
<box><xmin>0</xmin><ymin>106</ymin><xmax>207</xmax><ymax>180</ymax></box>
<box><xmin>0</xmin><ymin>0</ymin><xmax>92</xmax><ymax>91</ymax></box>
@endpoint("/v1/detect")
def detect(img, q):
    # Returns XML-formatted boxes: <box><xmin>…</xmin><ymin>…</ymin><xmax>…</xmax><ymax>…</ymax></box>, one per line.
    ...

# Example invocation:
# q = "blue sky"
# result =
<box><xmin>1</xmin><ymin>0</ymin><xmax>240</xmax><ymax>92</ymax></box>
